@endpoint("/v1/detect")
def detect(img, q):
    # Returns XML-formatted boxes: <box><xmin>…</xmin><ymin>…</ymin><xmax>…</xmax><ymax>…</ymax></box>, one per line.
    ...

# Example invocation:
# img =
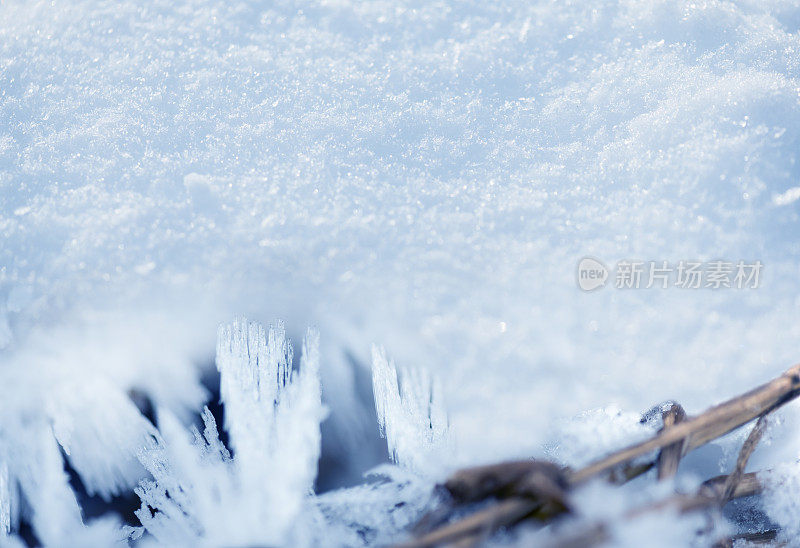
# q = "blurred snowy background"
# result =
<box><xmin>1</xmin><ymin>0</ymin><xmax>800</xmax><ymax>545</ymax></box>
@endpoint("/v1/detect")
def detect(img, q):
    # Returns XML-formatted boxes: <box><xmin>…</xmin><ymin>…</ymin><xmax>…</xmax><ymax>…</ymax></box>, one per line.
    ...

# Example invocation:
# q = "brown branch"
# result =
<box><xmin>552</xmin><ymin>470</ymin><xmax>767</xmax><ymax>548</ymax></box>
<box><xmin>713</xmin><ymin>529</ymin><xmax>781</xmax><ymax>547</ymax></box>
<box><xmin>700</xmin><ymin>471</ymin><xmax>762</xmax><ymax>500</ymax></box>
<box><xmin>719</xmin><ymin>415</ymin><xmax>767</xmax><ymax>504</ymax></box>
<box><xmin>443</xmin><ymin>460</ymin><xmax>568</xmax><ymax>504</ymax></box>
<box><xmin>396</xmin><ymin>498</ymin><xmax>538</xmax><ymax>548</ymax></box>
<box><xmin>409</xmin><ymin>461</ymin><xmax>570</xmax><ymax>541</ymax></box>
<box><xmin>607</xmin><ymin>460</ymin><xmax>655</xmax><ymax>485</ymax></box>
<box><xmin>656</xmin><ymin>403</ymin><xmax>686</xmax><ymax>480</ymax></box>
<box><xmin>568</xmin><ymin>364</ymin><xmax>800</xmax><ymax>485</ymax></box>
<box><xmin>402</xmin><ymin>364</ymin><xmax>799</xmax><ymax>548</ymax></box>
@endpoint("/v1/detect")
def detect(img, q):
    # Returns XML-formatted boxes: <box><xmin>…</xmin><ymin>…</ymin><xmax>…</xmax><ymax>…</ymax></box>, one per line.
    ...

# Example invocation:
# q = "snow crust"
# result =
<box><xmin>1</xmin><ymin>0</ymin><xmax>800</xmax><ymax>545</ymax></box>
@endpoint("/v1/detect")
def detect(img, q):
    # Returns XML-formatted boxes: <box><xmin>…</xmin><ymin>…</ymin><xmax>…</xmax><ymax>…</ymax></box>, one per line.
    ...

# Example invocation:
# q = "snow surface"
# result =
<box><xmin>2</xmin><ymin>0</ymin><xmax>800</xmax><ymax>545</ymax></box>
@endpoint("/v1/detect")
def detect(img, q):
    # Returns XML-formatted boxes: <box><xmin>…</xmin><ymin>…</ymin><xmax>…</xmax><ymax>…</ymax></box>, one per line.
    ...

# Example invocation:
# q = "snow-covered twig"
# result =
<box><xmin>402</xmin><ymin>364</ymin><xmax>800</xmax><ymax>547</ymax></box>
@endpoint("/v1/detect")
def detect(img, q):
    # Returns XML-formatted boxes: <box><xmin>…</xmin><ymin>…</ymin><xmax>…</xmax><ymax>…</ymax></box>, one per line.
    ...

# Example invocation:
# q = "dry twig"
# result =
<box><xmin>719</xmin><ymin>415</ymin><xmax>767</xmax><ymax>504</ymax></box>
<box><xmin>656</xmin><ymin>403</ymin><xmax>686</xmax><ymax>480</ymax></box>
<box><xmin>399</xmin><ymin>364</ymin><xmax>800</xmax><ymax>547</ymax></box>
<box><xmin>569</xmin><ymin>364</ymin><xmax>800</xmax><ymax>485</ymax></box>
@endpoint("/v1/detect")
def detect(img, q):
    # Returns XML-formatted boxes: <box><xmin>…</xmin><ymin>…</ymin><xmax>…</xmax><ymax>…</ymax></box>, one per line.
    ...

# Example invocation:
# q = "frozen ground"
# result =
<box><xmin>1</xmin><ymin>0</ymin><xmax>800</xmax><ymax>545</ymax></box>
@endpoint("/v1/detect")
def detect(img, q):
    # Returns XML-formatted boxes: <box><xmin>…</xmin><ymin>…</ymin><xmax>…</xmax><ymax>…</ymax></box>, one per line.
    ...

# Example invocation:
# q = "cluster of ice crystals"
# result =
<box><xmin>372</xmin><ymin>345</ymin><xmax>450</xmax><ymax>474</ymax></box>
<box><xmin>135</xmin><ymin>319</ymin><xmax>324</xmax><ymax>546</ymax></box>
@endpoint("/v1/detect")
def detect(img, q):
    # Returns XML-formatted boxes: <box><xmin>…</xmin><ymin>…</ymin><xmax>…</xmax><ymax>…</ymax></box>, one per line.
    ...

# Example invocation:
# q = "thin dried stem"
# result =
<box><xmin>713</xmin><ymin>529</ymin><xmax>782</xmax><ymax>547</ymax></box>
<box><xmin>552</xmin><ymin>470</ymin><xmax>767</xmax><ymax>548</ymax></box>
<box><xmin>719</xmin><ymin>415</ymin><xmax>767</xmax><ymax>504</ymax></box>
<box><xmin>569</xmin><ymin>364</ymin><xmax>800</xmax><ymax>485</ymax></box>
<box><xmin>397</xmin><ymin>498</ymin><xmax>538</xmax><ymax>548</ymax></box>
<box><xmin>401</xmin><ymin>364</ymin><xmax>799</xmax><ymax>548</ymax></box>
<box><xmin>656</xmin><ymin>403</ymin><xmax>686</xmax><ymax>480</ymax></box>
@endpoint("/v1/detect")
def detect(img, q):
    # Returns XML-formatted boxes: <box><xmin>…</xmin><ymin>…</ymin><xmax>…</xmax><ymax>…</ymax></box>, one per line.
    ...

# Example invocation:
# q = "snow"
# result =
<box><xmin>48</xmin><ymin>378</ymin><xmax>159</xmax><ymax>500</ymax></box>
<box><xmin>543</xmin><ymin>405</ymin><xmax>652</xmax><ymax>469</ymax></box>
<box><xmin>2</xmin><ymin>416</ymin><xmax>125</xmax><ymax>546</ymax></box>
<box><xmin>1</xmin><ymin>0</ymin><xmax>800</xmax><ymax>545</ymax></box>
<box><xmin>314</xmin><ymin>465</ymin><xmax>434</xmax><ymax>547</ymax></box>
<box><xmin>774</xmin><ymin>185</ymin><xmax>800</xmax><ymax>206</ymax></box>
<box><xmin>0</xmin><ymin>462</ymin><xmax>12</xmax><ymax>537</ymax></box>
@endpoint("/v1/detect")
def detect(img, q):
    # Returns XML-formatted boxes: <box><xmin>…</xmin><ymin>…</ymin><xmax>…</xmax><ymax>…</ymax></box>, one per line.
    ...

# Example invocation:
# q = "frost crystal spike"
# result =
<box><xmin>371</xmin><ymin>345</ymin><xmax>450</xmax><ymax>474</ymax></box>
